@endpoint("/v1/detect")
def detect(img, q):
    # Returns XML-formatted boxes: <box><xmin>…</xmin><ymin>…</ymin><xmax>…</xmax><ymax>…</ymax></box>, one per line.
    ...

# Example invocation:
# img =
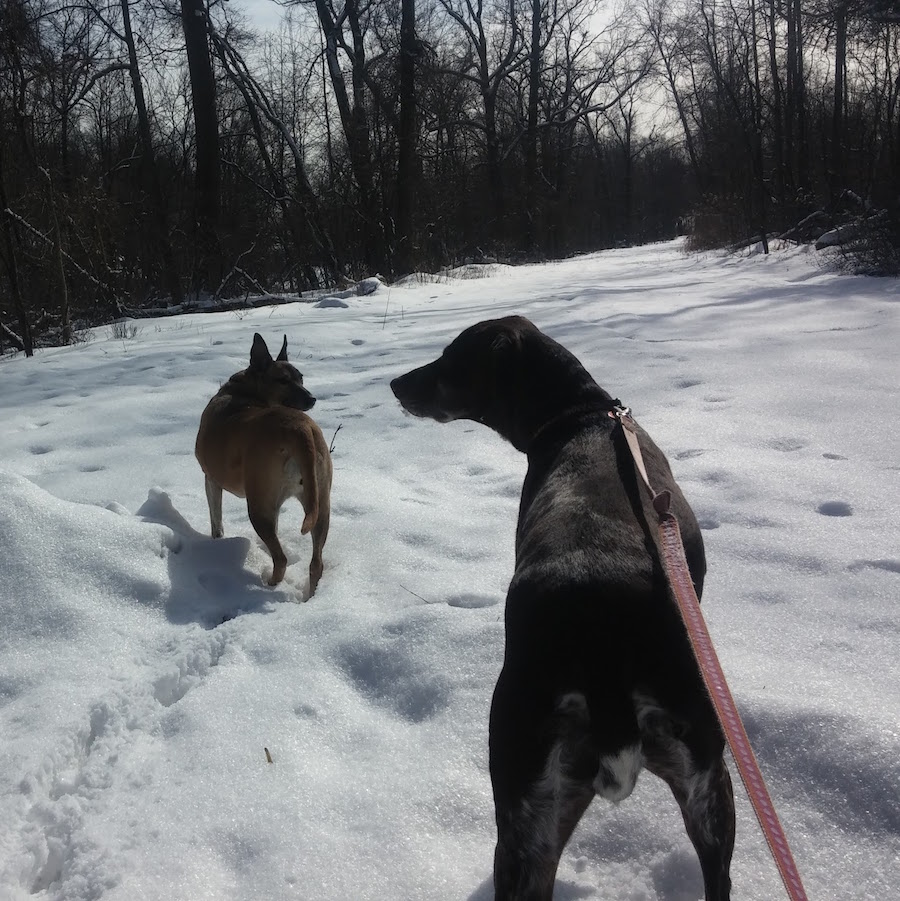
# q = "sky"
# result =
<box><xmin>240</xmin><ymin>0</ymin><xmax>286</xmax><ymax>33</ymax></box>
<box><xmin>0</xmin><ymin>240</ymin><xmax>898</xmax><ymax>901</ymax></box>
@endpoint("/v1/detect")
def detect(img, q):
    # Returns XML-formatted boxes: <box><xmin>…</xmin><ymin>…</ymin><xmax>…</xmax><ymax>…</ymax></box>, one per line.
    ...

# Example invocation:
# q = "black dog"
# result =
<box><xmin>391</xmin><ymin>316</ymin><xmax>735</xmax><ymax>900</ymax></box>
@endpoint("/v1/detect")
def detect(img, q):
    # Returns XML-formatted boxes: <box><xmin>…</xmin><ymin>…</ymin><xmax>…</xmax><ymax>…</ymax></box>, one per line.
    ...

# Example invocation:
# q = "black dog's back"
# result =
<box><xmin>515</xmin><ymin>413</ymin><xmax>705</xmax><ymax>594</ymax></box>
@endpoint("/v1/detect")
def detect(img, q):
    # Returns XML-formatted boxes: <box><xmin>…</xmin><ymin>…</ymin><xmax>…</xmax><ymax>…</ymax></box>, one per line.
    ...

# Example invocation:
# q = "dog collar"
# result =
<box><xmin>527</xmin><ymin>399</ymin><xmax>621</xmax><ymax>454</ymax></box>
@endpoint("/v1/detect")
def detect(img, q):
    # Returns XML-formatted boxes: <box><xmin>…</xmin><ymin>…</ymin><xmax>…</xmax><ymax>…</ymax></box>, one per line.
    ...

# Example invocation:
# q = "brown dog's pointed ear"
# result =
<box><xmin>276</xmin><ymin>335</ymin><xmax>289</xmax><ymax>362</ymax></box>
<box><xmin>250</xmin><ymin>333</ymin><xmax>273</xmax><ymax>370</ymax></box>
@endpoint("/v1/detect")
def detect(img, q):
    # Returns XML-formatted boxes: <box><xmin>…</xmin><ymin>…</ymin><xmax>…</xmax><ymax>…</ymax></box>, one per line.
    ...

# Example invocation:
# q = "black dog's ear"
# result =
<box><xmin>249</xmin><ymin>333</ymin><xmax>273</xmax><ymax>370</ymax></box>
<box><xmin>276</xmin><ymin>335</ymin><xmax>289</xmax><ymax>362</ymax></box>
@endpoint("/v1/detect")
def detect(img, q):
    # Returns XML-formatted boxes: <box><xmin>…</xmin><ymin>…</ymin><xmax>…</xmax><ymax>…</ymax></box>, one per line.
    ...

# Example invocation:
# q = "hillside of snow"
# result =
<box><xmin>1</xmin><ymin>241</ymin><xmax>897</xmax><ymax>900</ymax></box>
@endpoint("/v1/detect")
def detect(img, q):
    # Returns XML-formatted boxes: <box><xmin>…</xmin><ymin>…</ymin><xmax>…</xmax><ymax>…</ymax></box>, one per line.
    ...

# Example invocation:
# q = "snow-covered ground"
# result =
<box><xmin>0</xmin><ymin>241</ymin><xmax>897</xmax><ymax>901</ymax></box>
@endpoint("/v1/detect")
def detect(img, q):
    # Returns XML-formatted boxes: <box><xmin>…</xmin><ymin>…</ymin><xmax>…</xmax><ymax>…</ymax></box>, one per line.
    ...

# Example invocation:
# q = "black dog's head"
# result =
<box><xmin>241</xmin><ymin>332</ymin><xmax>316</xmax><ymax>411</ymax></box>
<box><xmin>391</xmin><ymin>316</ymin><xmax>605</xmax><ymax>450</ymax></box>
<box><xmin>390</xmin><ymin>315</ymin><xmax>535</xmax><ymax>425</ymax></box>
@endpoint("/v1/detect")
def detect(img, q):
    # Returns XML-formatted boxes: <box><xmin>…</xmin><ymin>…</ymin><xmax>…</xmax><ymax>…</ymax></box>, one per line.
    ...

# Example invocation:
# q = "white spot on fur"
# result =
<box><xmin>594</xmin><ymin>744</ymin><xmax>643</xmax><ymax>802</ymax></box>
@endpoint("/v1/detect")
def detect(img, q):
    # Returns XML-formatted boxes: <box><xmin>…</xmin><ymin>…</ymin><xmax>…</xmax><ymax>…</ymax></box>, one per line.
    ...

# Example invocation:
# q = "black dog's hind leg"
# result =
<box><xmin>681</xmin><ymin>755</ymin><xmax>735</xmax><ymax>901</ymax></box>
<box><xmin>490</xmin><ymin>670</ymin><xmax>643</xmax><ymax>900</ymax></box>
<box><xmin>642</xmin><ymin>710</ymin><xmax>736</xmax><ymax>901</ymax></box>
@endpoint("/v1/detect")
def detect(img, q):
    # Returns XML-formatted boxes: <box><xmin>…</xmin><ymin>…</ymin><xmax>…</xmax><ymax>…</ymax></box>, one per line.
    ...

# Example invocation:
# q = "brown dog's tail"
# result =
<box><xmin>294</xmin><ymin>429</ymin><xmax>319</xmax><ymax>534</ymax></box>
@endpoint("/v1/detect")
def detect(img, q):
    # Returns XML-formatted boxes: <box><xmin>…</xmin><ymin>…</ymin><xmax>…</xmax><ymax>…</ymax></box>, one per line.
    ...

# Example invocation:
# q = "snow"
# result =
<box><xmin>1</xmin><ymin>240</ymin><xmax>898</xmax><ymax>901</ymax></box>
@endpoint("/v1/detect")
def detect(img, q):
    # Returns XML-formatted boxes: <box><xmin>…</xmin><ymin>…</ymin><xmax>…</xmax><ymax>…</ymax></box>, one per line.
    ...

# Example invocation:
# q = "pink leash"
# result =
<box><xmin>611</xmin><ymin>406</ymin><xmax>809</xmax><ymax>901</ymax></box>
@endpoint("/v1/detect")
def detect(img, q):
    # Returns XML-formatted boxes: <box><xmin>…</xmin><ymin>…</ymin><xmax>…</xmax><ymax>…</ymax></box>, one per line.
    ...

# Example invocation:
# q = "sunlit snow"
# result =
<box><xmin>1</xmin><ymin>241</ymin><xmax>897</xmax><ymax>900</ymax></box>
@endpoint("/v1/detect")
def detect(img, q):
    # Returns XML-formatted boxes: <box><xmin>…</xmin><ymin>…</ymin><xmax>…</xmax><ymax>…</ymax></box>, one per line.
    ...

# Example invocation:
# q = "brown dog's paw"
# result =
<box><xmin>308</xmin><ymin>564</ymin><xmax>323</xmax><ymax>597</ymax></box>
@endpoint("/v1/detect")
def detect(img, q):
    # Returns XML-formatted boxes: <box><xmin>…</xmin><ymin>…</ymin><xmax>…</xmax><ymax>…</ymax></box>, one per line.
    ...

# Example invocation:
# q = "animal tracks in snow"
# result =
<box><xmin>12</xmin><ymin>631</ymin><xmax>232</xmax><ymax>897</ymax></box>
<box><xmin>817</xmin><ymin>501</ymin><xmax>853</xmax><ymax>517</ymax></box>
<box><xmin>335</xmin><ymin>641</ymin><xmax>451</xmax><ymax>723</ymax></box>
<box><xmin>0</xmin><ymin>477</ymin><xmax>279</xmax><ymax>898</ymax></box>
<box><xmin>849</xmin><ymin>558</ymin><xmax>900</xmax><ymax>574</ymax></box>
<box><xmin>445</xmin><ymin>592</ymin><xmax>500</xmax><ymax>609</ymax></box>
<box><xmin>767</xmin><ymin>436</ymin><xmax>808</xmax><ymax>453</ymax></box>
<box><xmin>152</xmin><ymin>634</ymin><xmax>228</xmax><ymax>708</ymax></box>
<box><xmin>673</xmin><ymin>448</ymin><xmax>706</xmax><ymax>461</ymax></box>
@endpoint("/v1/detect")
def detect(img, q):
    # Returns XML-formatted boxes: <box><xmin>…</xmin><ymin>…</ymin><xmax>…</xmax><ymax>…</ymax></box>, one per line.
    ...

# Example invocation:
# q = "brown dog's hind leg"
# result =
<box><xmin>297</xmin><ymin>437</ymin><xmax>331</xmax><ymax>597</ymax></box>
<box><xmin>305</xmin><ymin>454</ymin><xmax>332</xmax><ymax>597</ymax></box>
<box><xmin>307</xmin><ymin>504</ymin><xmax>329</xmax><ymax>596</ymax></box>
<box><xmin>205</xmin><ymin>475</ymin><xmax>224</xmax><ymax>538</ymax></box>
<box><xmin>247</xmin><ymin>503</ymin><xmax>287</xmax><ymax>586</ymax></box>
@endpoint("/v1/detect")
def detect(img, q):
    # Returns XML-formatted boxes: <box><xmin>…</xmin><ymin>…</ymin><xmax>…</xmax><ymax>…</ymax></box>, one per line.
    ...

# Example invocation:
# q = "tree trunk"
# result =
<box><xmin>750</xmin><ymin>0</ymin><xmax>769</xmax><ymax>252</ymax></box>
<box><xmin>785</xmin><ymin>0</ymin><xmax>798</xmax><ymax>191</ymax></box>
<box><xmin>766</xmin><ymin>0</ymin><xmax>786</xmax><ymax>210</ymax></box>
<box><xmin>794</xmin><ymin>0</ymin><xmax>808</xmax><ymax>189</ymax></box>
<box><xmin>41</xmin><ymin>168</ymin><xmax>71</xmax><ymax>343</ymax></box>
<box><xmin>483</xmin><ymin>90</ymin><xmax>506</xmax><ymax>237</ymax></box>
<box><xmin>524</xmin><ymin>0</ymin><xmax>542</xmax><ymax>252</ymax></box>
<box><xmin>0</xmin><ymin>143</ymin><xmax>33</xmax><ymax>356</ymax></box>
<box><xmin>395</xmin><ymin>0</ymin><xmax>417</xmax><ymax>275</ymax></box>
<box><xmin>121</xmin><ymin>0</ymin><xmax>183</xmax><ymax>304</ymax></box>
<box><xmin>830</xmin><ymin>4</ymin><xmax>848</xmax><ymax>204</ymax></box>
<box><xmin>314</xmin><ymin>0</ymin><xmax>383</xmax><ymax>273</ymax></box>
<box><xmin>180</xmin><ymin>0</ymin><xmax>220</xmax><ymax>294</ymax></box>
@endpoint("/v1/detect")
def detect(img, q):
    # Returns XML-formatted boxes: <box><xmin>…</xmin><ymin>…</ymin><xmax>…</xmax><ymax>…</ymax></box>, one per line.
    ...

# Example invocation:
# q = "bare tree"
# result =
<box><xmin>308</xmin><ymin>0</ymin><xmax>385</xmax><ymax>273</ymax></box>
<box><xmin>209</xmin><ymin>20</ymin><xmax>340</xmax><ymax>284</ymax></box>
<box><xmin>395</xmin><ymin>0</ymin><xmax>418</xmax><ymax>274</ymax></box>
<box><xmin>181</xmin><ymin>0</ymin><xmax>221</xmax><ymax>293</ymax></box>
<box><xmin>119</xmin><ymin>0</ymin><xmax>183</xmax><ymax>303</ymax></box>
<box><xmin>435</xmin><ymin>0</ymin><xmax>525</xmax><ymax>242</ymax></box>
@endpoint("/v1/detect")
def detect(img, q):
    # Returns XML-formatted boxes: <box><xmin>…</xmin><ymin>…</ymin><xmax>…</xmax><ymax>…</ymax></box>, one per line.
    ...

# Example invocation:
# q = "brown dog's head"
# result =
<box><xmin>243</xmin><ymin>332</ymin><xmax>316</xmax><ymax>410</ymax></box>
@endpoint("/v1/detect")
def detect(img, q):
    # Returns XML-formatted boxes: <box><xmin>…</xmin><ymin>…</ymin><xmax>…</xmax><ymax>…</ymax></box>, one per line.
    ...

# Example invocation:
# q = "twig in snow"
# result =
<box><xmin>399</xmin><ymin>584</ymin><xmax>430</xmax><ymax>604</ymax></box>
<box><xmin>381</xmin><ymin>286</ymin><xmax>392</xmax><ymax>329</ymax></box>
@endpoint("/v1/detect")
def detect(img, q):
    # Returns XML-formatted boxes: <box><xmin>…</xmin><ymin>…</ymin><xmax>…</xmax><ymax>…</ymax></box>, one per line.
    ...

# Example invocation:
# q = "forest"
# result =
<box><xmin>1</xmin><ymin>0</ymin><xmax>899</xmax><ymax>353</ymax></box>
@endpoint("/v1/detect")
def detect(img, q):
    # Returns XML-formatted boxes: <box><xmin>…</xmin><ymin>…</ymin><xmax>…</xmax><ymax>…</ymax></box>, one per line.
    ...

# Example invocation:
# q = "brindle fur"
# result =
<box><xmin>391</xmin><ymin>316</ymin><xmax>735</xmax><ymax>900</ymax></box>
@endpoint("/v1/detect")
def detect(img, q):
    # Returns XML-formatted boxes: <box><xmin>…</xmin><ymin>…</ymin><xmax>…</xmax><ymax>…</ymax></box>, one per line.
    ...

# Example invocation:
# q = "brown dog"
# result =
<box><xmin>195</xmin><ymin>333</ymin><xmax>332</xmax><ymax>595</ymax></box>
